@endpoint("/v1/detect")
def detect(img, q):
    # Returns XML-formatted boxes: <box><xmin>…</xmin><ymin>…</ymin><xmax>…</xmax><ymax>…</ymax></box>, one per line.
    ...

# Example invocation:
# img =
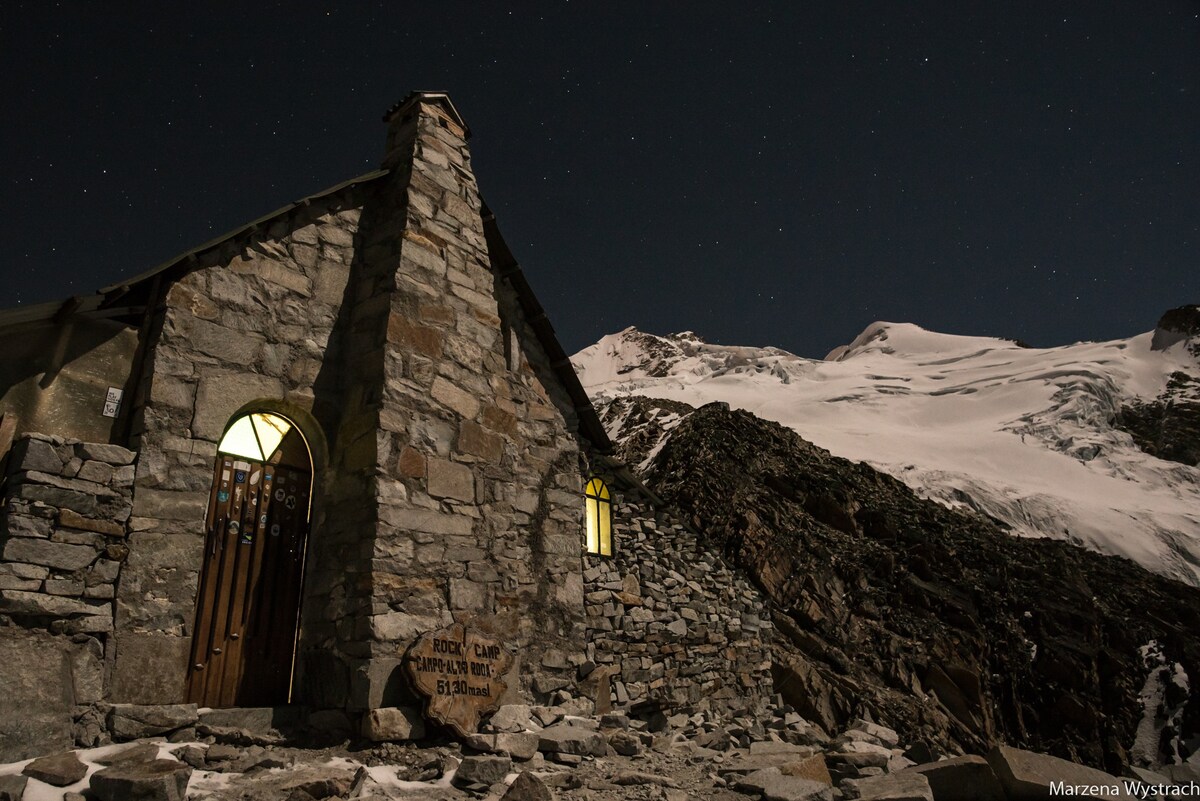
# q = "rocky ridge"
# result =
<box><xmin>607</xmin><ymin>397</ymin><xmax>1200</xmax><ymax>775</ymax></box>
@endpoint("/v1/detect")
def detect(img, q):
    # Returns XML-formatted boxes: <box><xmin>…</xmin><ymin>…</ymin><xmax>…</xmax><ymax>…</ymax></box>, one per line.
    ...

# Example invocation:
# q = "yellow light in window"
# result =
<box><xmin>252</xmin><ymin>413</ymin><xmax>291</xmax><ymax>460</ymax></box>
<box><xmin>599</xmin><ymin>504</ymin><xmax>611</xmax><ymax>556</ymax></box>
<box><xmin>217</xmin><ymin>412</ymin><xmax>294</xmax><ymax>462</ymax></box>
<box><xmin>584</xmin><ymin>477</ymin><xmax>612</xmax><ymax>556</ymax></box>
<box><xmin>217</xmin><ymin>416</ymin><xmax>263</xmax><ymax>460</ymax></box>
<box><xmin>586</xmin><ymin>496</ymin><xmax>599</xmax><ymax>553</ymax></box>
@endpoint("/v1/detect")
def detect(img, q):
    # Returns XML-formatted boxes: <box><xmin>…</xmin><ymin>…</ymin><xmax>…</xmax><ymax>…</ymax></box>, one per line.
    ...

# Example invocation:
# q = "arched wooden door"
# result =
<box><xmin>186</xmin><ymin>411</ymin><xmax>312</xmax><ymax>707</ymax></box>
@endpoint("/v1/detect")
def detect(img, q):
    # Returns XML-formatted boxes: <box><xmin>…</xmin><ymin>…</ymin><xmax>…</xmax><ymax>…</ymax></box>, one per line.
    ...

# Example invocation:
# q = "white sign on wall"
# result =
<box><xmin>102</xmin><ymin>387</ymin><xmax>123</xmax><ymax>418</ymax></box>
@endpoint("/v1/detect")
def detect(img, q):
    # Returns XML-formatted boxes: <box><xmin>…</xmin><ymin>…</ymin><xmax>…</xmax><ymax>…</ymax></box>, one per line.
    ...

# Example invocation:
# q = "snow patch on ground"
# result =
<box><xmin>0</xmin><ymin>740</ymin><xmax>190</xmax><ymax>801</ymax></box>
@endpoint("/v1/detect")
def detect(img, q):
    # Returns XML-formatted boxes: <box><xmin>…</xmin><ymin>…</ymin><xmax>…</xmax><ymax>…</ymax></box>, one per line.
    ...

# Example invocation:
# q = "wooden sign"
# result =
<box><xmin>406</xmin><ymin>623</ymin><xmax>513</xmax><ymax>737</ymax></box>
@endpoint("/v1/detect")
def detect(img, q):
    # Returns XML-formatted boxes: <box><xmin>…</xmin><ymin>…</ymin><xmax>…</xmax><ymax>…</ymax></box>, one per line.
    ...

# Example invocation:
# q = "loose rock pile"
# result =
<box><xmin>633</xmin><ymin>400</ymin><xmax>1200</xmax><ymax>771</ymax></box>
<box><xmin>4</xmin><ymin>698</ymin><xmax>1198</xmax><ymax>800</ymax></box>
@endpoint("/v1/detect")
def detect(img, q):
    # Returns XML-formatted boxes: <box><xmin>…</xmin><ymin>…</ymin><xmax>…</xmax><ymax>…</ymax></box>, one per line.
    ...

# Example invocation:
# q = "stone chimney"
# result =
<box><xmin>380</xmin><ymin>91</ymin><xmax>470</xmax><ymax>170</ymax></box>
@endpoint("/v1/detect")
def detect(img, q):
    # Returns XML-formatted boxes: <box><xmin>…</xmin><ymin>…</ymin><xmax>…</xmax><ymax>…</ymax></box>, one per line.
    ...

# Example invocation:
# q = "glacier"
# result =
<box><xmin>572</xmin><ymin>321</ymin><xmax>1200</xmax><ymax>586</ymax></box>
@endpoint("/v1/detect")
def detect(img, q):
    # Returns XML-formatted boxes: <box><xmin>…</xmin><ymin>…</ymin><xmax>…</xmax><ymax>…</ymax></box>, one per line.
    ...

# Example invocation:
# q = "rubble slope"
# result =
<box><xmin>622</xmin><ymin>398</ymin><xmax>1200</xmax><ymax>774</ymax></box>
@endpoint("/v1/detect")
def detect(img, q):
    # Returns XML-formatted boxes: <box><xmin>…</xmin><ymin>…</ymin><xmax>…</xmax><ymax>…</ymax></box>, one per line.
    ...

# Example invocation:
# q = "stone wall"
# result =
<box><xmin>0</xmin><ymin>434</ymin><xmax>135</xmax><ymax>632</ymax></box>
<box><xmin>0</xmin><ymin>434</ymin><xmax>135</xmax><ymax>760</ymax></box>
<box><xmin>583</xmin><ymin>490</ymin><xmax>773</xmax><ymax>716</ymax></box>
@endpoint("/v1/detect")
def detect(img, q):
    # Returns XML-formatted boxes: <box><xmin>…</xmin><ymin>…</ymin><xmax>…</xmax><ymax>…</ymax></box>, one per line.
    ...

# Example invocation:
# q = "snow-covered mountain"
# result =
<box><xmin>573</xmin><ymin>313</ymin><xmax>1200</xmax><ymax>586</ymax></box>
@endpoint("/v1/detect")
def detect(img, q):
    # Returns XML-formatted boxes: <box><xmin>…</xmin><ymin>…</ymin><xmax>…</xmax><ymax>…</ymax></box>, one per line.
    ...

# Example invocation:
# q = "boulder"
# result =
<box><xmin>1126</xmin><ymin>766</ymin><xmax>1173</xmax><ymax>794</ymax></box>
<box><xmin>906</xmin><ymin>755</ymin><xmax>1004</xmax><ymax>801</ymax></box>
<box><xmin>22</xmin><ymin>750</ymin><xmax>88</xmax><ymax>786</ymax></box>
<box><xmin>452</xmin><ymin>754</ymin><xmax>512</xmax><ymax>788</ymax></box>
<box><xmin>464</xmin><ymin>732</ymin><xmax>540</xmax><ymax>760</ymax></box>
<box><xmin>502</xmin><ymin>771</ymin><xmax>553</xmax><ymax>801</ymax></box>
<box><xmin>852</xmin><ymin>771</ymin><xmax>934</xmax><ymax>801</ymax></box>
<box><xmin>695</xmin><ymin>728</ymin><xmax>733</xmax><ymax>750</ymax></box>
<box><xmin>732</xmin><ymin>767</ymin><xmax>833</xmax><ymax>800</ymax></box>
<box><xmin>488</xmin><ymin>704</ymin><xmax>537</xmax><ymax>733</ymax></box>
<box><xmin>1161</xmin><ymin>764</ymin><xmax>1200</xmax><ymax>784</ymax></box>
<box><xmin>75</xmin><ymin>442</ymin><xmax>136</xmax><ymax>465</ymax></box>
<box><xmin>361</xmin><ymin>706</ymin><xmax>425</xmax><ymax>742</ymax></box>
<box><xmin>607</xmin><ymin>730</ymin><xmax>642</xmax><ymax>756</ymax></box>
<box><xmin>827</xmin><ymin>746</ymin><xmax>891</xmax><ymax>771</ymax></box>
<box><xmin>846</xmin><ymin>719</ymin><xmax>901</xmax><ymax>747</ymax></box>
<box><xmin>178</xmin><ymin>746</ymin><xmax>206</xmax><ymax>769</ymax></box>
<box><xmin>204</xmin><ymin>744</ymin><xmax>241</xmax><ymax>763</ymax></box>
<box><xmin>107</xmin><ymin>704</ymin><xmax>198</xmax><ymax>740</ymax></box>
<box><xmin>90</xmin><ymin>759</ymin><xmax>192</xmax><ymax>801</ymax></box>
<box><xmin>14</xmin><ymin>438</ymin><xmax>64</xmax><ymax>473</ymax></box>
<box><xmin>781</xmin><ymin>754</ymin><xmax>833</xmax><ymax>785</ymax></box>
<box><xmin>537</xmin><ymin>723</ymin><xmax>607</xmax><ymax>757</ymax></box>
<box><xmin>986</xmin><ymin>746</ymin><xmax>1134</xmax><ymax>800</ymax></box>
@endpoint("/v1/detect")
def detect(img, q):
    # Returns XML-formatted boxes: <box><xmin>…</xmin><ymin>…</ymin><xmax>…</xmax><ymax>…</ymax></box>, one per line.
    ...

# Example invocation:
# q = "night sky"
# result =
<box><xmin>2</xmin><ymin>2</ymin><xmax>1197</xmax><ymax>358</ymax></box>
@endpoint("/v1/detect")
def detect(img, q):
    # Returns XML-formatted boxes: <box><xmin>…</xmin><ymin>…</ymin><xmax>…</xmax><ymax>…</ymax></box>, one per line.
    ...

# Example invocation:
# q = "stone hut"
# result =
<box><xmin>0</xmin><ymin>91</ymin><xmax>772</xmax><ymax>759</ymax></box>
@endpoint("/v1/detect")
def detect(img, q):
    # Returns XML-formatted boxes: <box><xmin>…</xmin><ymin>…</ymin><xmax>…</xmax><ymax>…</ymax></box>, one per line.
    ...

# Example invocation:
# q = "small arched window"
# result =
<box><xmin>584</xmin><ymin>477</ymin><xmax>612</xmax><ymax>556</ymax></box>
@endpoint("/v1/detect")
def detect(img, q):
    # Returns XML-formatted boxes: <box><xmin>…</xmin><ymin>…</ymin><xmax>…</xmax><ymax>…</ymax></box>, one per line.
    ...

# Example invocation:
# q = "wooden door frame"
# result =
<box><xmin>184</xmin><ymin>403</ymin><xmax>327</xmax><ymax>707</ymax></box>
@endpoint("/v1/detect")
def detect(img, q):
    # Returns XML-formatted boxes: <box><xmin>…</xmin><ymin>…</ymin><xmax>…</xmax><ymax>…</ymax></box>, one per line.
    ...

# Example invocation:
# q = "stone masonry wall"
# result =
<box><xmin>1</xmin><ymin>434</ymin><xmax>135</xmax><ymax>633</ymax></box>
<box><xmin>116</xmin><ymin>186</ymin><xmax>369</xmax><ymax>704</ymax></box>
<box><xmin>345</xmin><ymin>99</ymin><xmax>587</xmax><ymax>716</ymax></box>
<box><xmin>584</xmin><ymin>491</ymin><xmax>773</xmax><ymax>716</ymax></box>
<box><xmin>0</xmin><ymin>434</ymin><xmax>136</xmax><ymax>759</ymax></box>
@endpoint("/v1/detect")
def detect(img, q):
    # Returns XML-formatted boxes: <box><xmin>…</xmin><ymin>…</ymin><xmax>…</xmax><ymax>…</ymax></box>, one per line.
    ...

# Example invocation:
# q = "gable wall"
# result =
<box><xmin>110</xmin><ymin>101</ymin><xmax>590</xmax><ymax>719</ymax></box>
<box><xmin>111</xmin><ymin>190</ymin><xmax>366</xmax><ymax>703</ymax></box>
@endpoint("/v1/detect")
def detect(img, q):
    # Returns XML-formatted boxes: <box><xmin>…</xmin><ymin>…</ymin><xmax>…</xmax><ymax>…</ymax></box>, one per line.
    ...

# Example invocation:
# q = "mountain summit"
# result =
<box><xmin>573</xmin><ymin>315</ymin><xmax>1200</xmax><ymax>586</ymax></box>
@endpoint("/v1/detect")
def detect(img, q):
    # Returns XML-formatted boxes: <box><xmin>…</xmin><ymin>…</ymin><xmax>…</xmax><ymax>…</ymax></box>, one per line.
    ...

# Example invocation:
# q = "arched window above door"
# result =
<box><xmin>218</xmin><ymin>412</ymin><xmax>310</xmax><ymax>468</ymax></box>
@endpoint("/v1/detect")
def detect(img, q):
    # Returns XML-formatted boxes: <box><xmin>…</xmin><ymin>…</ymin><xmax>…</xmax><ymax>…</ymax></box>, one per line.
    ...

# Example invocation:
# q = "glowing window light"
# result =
<box><xmin>217</xmin><ymin>416</ymin><xmax>262</xmax><ymax>460</ymax></box>
<box><xmin>217</xmin><ymin>412</ymin><xmax>293</xmax><ymax>462</ymax></box>
<box><xmin>251</xmin><ymin>412</ymin><xmax>290</xmax><ymax>460</ymax></box>
<box><xmin>584</xmin><ymin>477</ymin><xmax>612</xmax><ymax>557</ymax></box>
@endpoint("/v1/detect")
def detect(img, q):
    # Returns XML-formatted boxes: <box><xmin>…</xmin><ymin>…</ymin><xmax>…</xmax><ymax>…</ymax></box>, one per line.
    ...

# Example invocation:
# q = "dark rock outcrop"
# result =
<box><xmin>634</xmin><ymin>401</ymin><xmax>1200</xmax><ymax>773</ymax></box>
<box><xmin>1150</xmin><ymin>305</ymin><xmax>1200</xmax><ymax>353</ymax></box>
<box><xmin>1114</xmin><ymin>371</ymin><xmax>1200</xmax><ymax>466</ymax></box>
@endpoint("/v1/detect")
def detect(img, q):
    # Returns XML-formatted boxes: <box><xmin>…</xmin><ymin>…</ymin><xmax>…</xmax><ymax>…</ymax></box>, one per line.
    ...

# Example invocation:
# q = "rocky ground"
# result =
<box><xmin>3</xmin><ymin>699</ymin><xmax>1199</xmax><ymax>801</ymax></box>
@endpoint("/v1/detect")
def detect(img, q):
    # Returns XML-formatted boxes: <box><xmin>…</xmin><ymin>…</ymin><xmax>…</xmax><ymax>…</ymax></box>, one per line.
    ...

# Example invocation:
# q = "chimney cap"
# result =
<box><xmin>382</xmin><ymin>91</ymin><xmax>470</xmax><ymax>137</ymax></box>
